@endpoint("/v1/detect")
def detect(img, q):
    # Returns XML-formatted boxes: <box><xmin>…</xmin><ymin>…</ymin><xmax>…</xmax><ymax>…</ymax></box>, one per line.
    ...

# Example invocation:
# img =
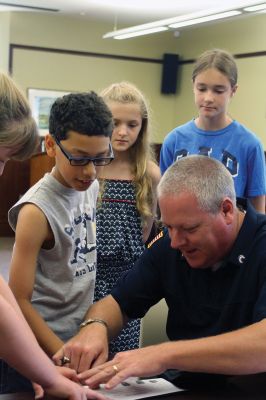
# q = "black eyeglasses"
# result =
<box><xmin>54</xmin><ymin>137</ymin><xmax>114</xmax><ymax>166</ymax></box>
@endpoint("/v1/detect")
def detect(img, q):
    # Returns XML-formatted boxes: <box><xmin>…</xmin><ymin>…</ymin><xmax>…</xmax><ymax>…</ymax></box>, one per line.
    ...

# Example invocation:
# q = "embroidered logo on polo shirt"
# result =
<box><xmin>238</xmin><ymin>255</ymin><xmax>245</xmax><ymax>264</ymax></box>
<box><xmin>147</xmin><ymin>231</ymin><xmax>164</xmax><ymax>248</ymax></box>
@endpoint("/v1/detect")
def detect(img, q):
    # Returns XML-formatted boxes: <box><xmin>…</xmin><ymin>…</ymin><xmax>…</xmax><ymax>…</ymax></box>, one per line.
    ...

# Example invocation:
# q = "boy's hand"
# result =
<box><xmin>53</xmin><ymin>323</ymin><xmax>109</xmax><ymax>373</ymax></box>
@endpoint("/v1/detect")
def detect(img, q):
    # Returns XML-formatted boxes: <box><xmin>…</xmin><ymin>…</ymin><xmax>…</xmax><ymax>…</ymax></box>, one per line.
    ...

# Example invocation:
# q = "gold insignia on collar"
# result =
<box><xmin>147</xmin><ymin>231</ymin><xmax>164</xmax><ymax>248</ymax></box>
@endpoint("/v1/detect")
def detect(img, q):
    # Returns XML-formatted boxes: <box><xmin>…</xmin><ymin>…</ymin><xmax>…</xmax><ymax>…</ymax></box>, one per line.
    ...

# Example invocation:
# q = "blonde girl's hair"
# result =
<box><xmin>192</xmin><ymin>49</ymin><xmax>238</xmax><ymax>88</ymax></box>
<box><xmin>0</xmin><ymin>71</ymin><xmax>39</xmax><ymax>160</ymax></box>
<box><xmin>101</xmin><ymin>81</ymin><xmax>156</xmax><ymax>225</ymax></box>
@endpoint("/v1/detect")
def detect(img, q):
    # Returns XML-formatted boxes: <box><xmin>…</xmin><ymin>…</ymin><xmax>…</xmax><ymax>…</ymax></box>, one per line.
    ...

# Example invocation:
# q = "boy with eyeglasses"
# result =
<box><xmin>5</xmin><ymin>92</ymin><xmax>114</xmax><ymax>393</ymax></box>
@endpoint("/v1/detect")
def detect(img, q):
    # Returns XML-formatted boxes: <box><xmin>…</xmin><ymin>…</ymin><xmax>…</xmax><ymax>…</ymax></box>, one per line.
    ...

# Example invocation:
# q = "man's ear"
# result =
<box><xmin>221</xmin><ymin>198</ymin><xmax>234</xmax><ymax>224</ymax></box>
<box><xmin>45</xmin><ymin>134</ymin><xmax>56</xmax><ymax>158</ymax></box>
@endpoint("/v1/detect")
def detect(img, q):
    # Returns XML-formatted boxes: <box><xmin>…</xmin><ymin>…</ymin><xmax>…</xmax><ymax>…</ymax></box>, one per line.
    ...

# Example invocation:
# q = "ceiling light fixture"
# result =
<box><xmin>103</xmin><ymin>19</ymin><xmax>171</xmax><ymax>39</ymax></box>
<box><xmin>168</xmin><ymin>10</ymin><xmax>241</xmax><ymax>29</ymax></box>
<box><xmin>112</xmin><ymin>26</ymin><xmax>168</xmax><ymax>40</ymax></box>
<box><xmin>243</xmin><ymin>3</ymin><xmax>266</xmax><ymax>11</ymax></box>
<box><xmin>103</xmin><ymin>3</ymin><xmax>264</xmax><ymax>40</ymax></box>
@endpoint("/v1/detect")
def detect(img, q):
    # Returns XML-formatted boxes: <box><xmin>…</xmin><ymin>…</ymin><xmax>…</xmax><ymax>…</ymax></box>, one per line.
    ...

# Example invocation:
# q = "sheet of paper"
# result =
<box><xmin>98</xmin><ymin>377</ymin><xmax>184</xmax><ymax>399</ymax></box>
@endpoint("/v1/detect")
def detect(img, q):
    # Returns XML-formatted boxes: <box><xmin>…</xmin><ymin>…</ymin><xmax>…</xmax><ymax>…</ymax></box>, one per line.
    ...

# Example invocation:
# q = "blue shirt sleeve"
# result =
<box><xmin>160</xmin><ymin>131</ymin><xmax>176</xmax><ymax>174</ymax></box>
<box><xmin>111</xmin><ymin>235</ymin><xmax>166</xmax><ymax>319</ymax></box>
<box><xmin>246</xmin><ymin>139</ymin><xmax>266</xmax><ymax>197</ymax></box>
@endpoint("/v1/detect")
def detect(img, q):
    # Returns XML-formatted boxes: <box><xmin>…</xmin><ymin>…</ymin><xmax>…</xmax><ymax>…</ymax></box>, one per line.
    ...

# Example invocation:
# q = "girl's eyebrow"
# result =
<box><xmin>213</xmin><ymin>84</ymin><xmax>227</xmax><ymax>89</ymax></box>
<box><xmin>196</xmin><ymin>82</ymin><xmax>227</xmax><ymax>88</ymax></box>
<box><xmin>114</xmin><ymin>118</ymin><xmax>139</xmax><ymax>123</ymax></box>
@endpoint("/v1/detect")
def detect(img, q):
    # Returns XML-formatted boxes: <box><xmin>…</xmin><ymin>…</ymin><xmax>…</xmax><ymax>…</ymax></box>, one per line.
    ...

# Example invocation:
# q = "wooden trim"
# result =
<box><xmin>177</xmin><ymin>51</ymin><xmax>266</xmax><ymax>66</ymax></box>
<box><xmin>9</xmin><ymin>43</ymin><xmax>266</xmax><ymax>74</ymax></box>
<box><xmin>9</xmin><ymin>44</ymin><xmax>162</xmax><ymax>74</ymax></box>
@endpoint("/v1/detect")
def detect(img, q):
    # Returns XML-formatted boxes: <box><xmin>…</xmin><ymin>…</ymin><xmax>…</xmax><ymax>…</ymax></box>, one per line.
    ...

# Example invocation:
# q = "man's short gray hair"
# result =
<box><xmin>158</xmin><ymin>155</ymin><xmax>236</xmax><ymax>214</ymax></box>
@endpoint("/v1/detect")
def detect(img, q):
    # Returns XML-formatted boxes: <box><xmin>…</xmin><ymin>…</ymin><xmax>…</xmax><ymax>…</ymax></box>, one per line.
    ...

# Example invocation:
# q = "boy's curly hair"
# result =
<box><xmin>49</xmin><ymin>91</ymin><xmax>113</xmax><ymax>140</ymax></box>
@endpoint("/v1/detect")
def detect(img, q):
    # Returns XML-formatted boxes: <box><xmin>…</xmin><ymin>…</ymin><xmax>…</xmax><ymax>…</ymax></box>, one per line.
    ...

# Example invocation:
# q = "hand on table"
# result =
<box><xmin>32</xmin><ymin>367</ymin><xmax>79</xmax><ymax>398</ymax></box>
<box><xmin>33</xmin><ymin>381</ymin><xmax>109</xmax><ymax>400</ymax></box>
<box><xmin>32</xmin><ymin>366</ymin><xmax>109</xmax><ymax>399</ymax></box>
<box><xmin>53</xmin><ymin>324</ymin><xmax>109</xmax><ymax>373</ymax></box>
<box><xmin>78</xmin><ymin>345</ymin><xmax>166</xmax><ymax>390</ymax></box>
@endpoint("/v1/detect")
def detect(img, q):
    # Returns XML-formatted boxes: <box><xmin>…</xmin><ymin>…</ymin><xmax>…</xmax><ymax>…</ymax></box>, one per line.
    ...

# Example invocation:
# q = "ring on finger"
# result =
<box><xmin>60</xmin><ymin>355</ymin><xmax>71</xmax><ymax>365</ymax></box>
<box><xmin>112</xmin><ymin>364</ymin><xmax>119</xmax><ymax>374</ymax></box>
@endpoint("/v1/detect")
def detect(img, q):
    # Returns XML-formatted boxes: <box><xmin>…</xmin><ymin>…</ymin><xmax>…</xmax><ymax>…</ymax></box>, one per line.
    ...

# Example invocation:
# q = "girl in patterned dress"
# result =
<box><xmin>95</xmin><ymin>81</ymin><xmax>161</xmax><ymax>355</ymax></box>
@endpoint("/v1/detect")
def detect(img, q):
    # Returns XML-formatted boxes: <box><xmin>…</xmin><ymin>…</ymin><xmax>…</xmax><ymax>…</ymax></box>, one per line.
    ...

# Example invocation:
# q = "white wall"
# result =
<box><xmin>0</xmin><ymin>13</ymin><xmax>10</xmax><ymax>71</ymax></box>
<box><xmin>7</xmin><ymin>11</ymin><xmax>266</xmax><ymax>146</ymax></box>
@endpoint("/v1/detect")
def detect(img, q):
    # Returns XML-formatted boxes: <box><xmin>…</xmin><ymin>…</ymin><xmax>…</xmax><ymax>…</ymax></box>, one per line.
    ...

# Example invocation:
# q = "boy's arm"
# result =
<box><xmin>9</xmin><ymin>204</ymin><xmax>64</xmax><ymax>356</ymax></box>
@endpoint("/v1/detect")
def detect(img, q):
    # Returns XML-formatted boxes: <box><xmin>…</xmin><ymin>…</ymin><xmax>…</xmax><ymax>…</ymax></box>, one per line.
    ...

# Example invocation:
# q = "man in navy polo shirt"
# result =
<box><xmin>58</xmin><ymin>155</ymin><xmax>266</xmax><ymax>389</ymax></box>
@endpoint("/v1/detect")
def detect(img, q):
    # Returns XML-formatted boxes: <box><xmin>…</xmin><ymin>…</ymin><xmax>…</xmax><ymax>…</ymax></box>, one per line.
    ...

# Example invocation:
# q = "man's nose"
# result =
<box><xmin>170</xmin><ymin>229</ymin><xmax>187</xmax><ymax>249</ymax></box>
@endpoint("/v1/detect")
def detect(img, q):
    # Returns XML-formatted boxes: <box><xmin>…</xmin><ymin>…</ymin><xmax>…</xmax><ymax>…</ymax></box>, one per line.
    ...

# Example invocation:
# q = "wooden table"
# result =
<box><xmin>0</xmin><ymin>373</ymin><xmax>265</xmax><ymax>399</ymax></box>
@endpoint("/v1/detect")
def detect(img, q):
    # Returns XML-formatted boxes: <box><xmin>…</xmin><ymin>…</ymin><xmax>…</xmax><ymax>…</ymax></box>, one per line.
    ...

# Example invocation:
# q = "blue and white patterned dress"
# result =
<box><xmin>95</xmin><ymin>179</ymin><xmax>145</xmax><ymax>354</ymax></box>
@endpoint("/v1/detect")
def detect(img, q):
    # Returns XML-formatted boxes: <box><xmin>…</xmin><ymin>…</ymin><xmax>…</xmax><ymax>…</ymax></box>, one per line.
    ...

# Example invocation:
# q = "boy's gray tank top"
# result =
<box><xmin>9</xmin><ymin>172</ymin><xmax>98</xmax><ymax>341</ymax></box>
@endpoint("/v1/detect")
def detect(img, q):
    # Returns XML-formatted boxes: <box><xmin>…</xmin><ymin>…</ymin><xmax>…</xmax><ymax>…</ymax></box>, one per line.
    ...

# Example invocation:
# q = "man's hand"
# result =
<box><xmin>53</xmin><ymin>323</ymin><xmax>109</xmax><ymax>373</ymax></box>
<box><xmin>78</xmin><ymin>345</ymin><xmax>166</xmax><ymax>390</ymax></box>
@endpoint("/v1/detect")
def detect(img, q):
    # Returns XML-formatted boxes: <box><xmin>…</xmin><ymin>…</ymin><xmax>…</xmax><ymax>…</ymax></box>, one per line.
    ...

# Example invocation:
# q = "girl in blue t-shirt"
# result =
<box><xmin>160</xmin><ymin>48</ymin><xmax>265</xmax><ymax>213</ymax></box>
